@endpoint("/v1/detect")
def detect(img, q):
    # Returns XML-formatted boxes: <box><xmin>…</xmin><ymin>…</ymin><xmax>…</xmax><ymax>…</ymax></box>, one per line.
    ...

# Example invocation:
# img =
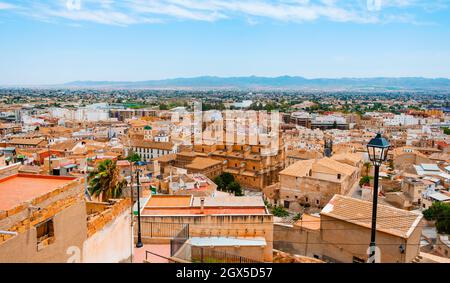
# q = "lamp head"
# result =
<box><xmin>367</xmin><ymin>133</ymin><xmax>390</xmax><ymax>166</ymax></box>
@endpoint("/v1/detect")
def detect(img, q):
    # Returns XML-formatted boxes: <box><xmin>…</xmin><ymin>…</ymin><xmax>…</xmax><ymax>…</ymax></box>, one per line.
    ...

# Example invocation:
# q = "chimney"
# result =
<box><xmin>200</xmin><ymin>197</ymin><xmax>205</xmax><ymax>214</ymax></box>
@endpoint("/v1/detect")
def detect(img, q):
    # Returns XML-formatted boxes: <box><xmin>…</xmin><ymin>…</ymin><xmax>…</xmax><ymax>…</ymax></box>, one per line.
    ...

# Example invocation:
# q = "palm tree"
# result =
<box><xmin>89</xmin><ymin>159</ymin><xmax>126</xmax><ymax>202</ymax></box>
<box><xmin>363</xmin><ymin>162</ymin><xmax>372</xmax><ymax>177</ymax></box>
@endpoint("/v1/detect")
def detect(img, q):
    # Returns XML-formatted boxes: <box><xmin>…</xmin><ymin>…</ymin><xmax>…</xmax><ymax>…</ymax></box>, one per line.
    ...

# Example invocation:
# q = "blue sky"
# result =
<box><xmin>1</xmin><ymin>0</ymin><xmax>450</xmax><ymax>85</ymax></box>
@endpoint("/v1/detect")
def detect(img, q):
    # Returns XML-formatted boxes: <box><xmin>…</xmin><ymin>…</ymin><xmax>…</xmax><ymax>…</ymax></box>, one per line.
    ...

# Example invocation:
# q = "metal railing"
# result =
<box><xmin>145</xmin><ymin>250</ymin><xmax>177</xmax><ymax>263</ymax></box>
<box><xmin>170</xmin><ymin>224</ymin><xmax>190</xmax><ymax>257</ymax></box>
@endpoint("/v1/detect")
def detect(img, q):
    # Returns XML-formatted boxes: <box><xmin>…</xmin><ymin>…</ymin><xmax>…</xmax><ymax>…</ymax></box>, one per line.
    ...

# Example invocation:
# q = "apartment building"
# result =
<box><xmin>129</xmin><ymin>139</ymin><xmax>178</xmax><ymax>162</ymax></box>
<box><xmin>274</xmin><ymin>195</ymin><xmax>424</xmax><ymax>263</ymax></box>
<box><xmin>137</xmin><ymin>195</ymin><xmax>274</xmax><ymax>262</ymax></box>
<box><xmin>0</xmin><ymin>164</ymin><xmax>132</xmax><ymax>263</ymax></box>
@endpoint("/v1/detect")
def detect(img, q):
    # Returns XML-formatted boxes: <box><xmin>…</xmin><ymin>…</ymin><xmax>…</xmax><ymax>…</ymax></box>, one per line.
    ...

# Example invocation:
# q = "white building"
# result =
<box><xmin>384</xmin><ymin>114</ymin><xmax>419</xmax><ymax>126</ymax></box>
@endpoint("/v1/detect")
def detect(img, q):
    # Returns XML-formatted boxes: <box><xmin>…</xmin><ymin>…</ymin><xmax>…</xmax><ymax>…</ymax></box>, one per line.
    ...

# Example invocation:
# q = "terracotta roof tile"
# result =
<box><xmin>321</xmin><ymin>195</ymin><xmax>422</xmax><ymax>239</ymax></box>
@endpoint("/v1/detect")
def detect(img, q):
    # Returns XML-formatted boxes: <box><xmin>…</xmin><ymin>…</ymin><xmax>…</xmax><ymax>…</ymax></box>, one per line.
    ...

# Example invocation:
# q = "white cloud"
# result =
<box><xmin>0</xmin><ymin>0</ymin><xmax>447</xmax><ymax>26</ymax></box>
<box><xmin>0</xmin><ymin>2</ymin><xmax>16</xmax><ymax>10</ymax></box>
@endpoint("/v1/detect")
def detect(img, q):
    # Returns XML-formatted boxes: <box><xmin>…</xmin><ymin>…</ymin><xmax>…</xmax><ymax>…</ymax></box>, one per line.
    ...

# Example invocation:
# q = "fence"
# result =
<box><xmin>172</xmin><ymin>243</ymin><xmax>261</xmax><ymax>263</ymax></box>
<box><xmin>138</xmin><ymin>220</ymin><xmax>189</xmax><ymax>239</ymax></box>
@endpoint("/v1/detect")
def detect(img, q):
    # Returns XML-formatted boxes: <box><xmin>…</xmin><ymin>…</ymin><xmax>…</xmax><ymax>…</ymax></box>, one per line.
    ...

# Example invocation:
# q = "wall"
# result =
<box><xmin>0</xmin><ymin>162</ymin><xmax>20</xmax><ymax>179</ymax></box>
<box><xmin>279</xmin><ymin>174</ymin><xmax>342</xmax><ymax>210</ymax></box>
<box><xmin>273</xmin><ymin>223</ymin><xmax>323</xmax><ymax>259</ymax></box>
<box><xmin>82</xmin><ymin>208</ymin><xmax>133</xmax><ymax>263</ymax></box>
<box><xmin>320</xmin><ymin>215</ymin><xmax>422</xmax><ymax>263</ymax></box>
<box><xmin>0</xmin><ymin>199</ymin><xmax>87</xmax><ymax>262</ymax></box>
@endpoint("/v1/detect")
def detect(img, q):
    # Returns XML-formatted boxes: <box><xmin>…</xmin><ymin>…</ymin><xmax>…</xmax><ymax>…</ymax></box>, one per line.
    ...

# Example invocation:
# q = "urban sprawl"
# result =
<box><xmin>0</xmin><ymin>88</ymin><xmax>449</xmax><ymax>263</ymax></box>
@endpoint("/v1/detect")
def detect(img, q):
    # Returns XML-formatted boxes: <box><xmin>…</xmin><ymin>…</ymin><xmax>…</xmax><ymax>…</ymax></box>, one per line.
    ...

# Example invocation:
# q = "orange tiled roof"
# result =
<box><xmin>186</xmin><ymin>157</ymin><xmax>222</xmax><ymax>170</ymax></box>
<box><xmin>321</xmin><ymin>194</ymin><xmax>422</xmax><ymax>239</ymax></box>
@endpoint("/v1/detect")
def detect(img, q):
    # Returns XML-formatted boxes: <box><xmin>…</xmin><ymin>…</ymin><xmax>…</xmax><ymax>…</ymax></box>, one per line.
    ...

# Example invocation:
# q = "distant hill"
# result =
<box><xmin>63</xmin><ymin>76</ymin><xmax>450</xmax><ymax>89</ymax></box>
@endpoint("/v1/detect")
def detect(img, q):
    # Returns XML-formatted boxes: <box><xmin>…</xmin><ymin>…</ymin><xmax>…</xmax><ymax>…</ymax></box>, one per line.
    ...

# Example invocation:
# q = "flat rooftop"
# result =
<box><xmin>143</xmin><ymin>195</ymin><xmax>268</xmax><ymax>216</ymax></box>
<box><xmin>142</xmin><ymin>206</ymin><xmax>267</xmax><ymax>216</ymax></box>
<box><xmin>0</xmin><ymin>174</ymin><xmax>77</xmax><ymax>211</ymax></box>
<box><xmin>189</xmin><ymin>237</ymin><xmax>266</xmax><ymax>247</ymax></box>
<box><xmin>145</xmin><ymin>195</ymin><xmax>192</xmax><ymax>207</ymax></box>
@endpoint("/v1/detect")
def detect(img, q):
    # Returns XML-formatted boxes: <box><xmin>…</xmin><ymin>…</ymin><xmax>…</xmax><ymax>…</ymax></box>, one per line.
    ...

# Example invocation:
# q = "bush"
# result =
<box><xmin>271</xmin><ymin>206</ymin><xmax>289</xmax><ymax>217</ymax></box>
<box><xmin>359</xmin><ymin>176</ymin><xmax>371</xmax><ymax>187</ymax></box>
<box><xmin>293</xmin><ymin>213</ymin><xmax>302</xmax><ymax>221</ymax></box>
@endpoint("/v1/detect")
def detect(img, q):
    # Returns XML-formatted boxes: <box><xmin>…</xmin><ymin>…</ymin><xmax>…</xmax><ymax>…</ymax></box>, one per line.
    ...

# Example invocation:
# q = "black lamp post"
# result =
<box><xmin>135</xmin><ymin>161</ymin><xmax>147</xmax><ymax>248</ymax></box>
<box><xmin>366</xmin><ymin>133</ymin><xmax>390</xmax><ymax>263</ymax></box>
<box><xmin>134</xmin><ymin>161</ymin><xmax>146</xmax><ymax>248</ymax></box>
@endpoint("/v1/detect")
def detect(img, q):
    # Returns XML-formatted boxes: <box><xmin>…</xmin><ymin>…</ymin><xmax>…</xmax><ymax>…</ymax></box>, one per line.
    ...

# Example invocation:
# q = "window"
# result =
<box><xmin>284</xmin><ymin>201</ymin><xmax>290</xmax><ymax>209</ymax></box>
<box><xmin>337</xmin><ymin>174</ymin><xmax>341</xmax><ymax>180</ymax></box>
<box><xmin>36</xmin><ymin>218</ymin><xmax>55</xmax><ymax>251</ymax></box>
<box><xmin>316</xmin><ymin>199</ymin><xmax>320</xmax><ymax>205</ymax></box>
<box><xmin>305</xmin><ymin>197</ymin><xmax>309</xmax><ymax>202</ymax></box>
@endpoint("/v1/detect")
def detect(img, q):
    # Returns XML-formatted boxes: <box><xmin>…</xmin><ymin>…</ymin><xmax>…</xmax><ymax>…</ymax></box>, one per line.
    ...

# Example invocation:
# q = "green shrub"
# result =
<box><xmin>271</xmin><ymin>206</ymin><xmax>289</xmax><ymax>217</ymax></box>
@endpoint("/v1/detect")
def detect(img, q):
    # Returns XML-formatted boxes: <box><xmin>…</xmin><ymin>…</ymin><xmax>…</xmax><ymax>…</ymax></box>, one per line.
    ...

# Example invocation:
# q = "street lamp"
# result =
<box><xmin>134</xmin><ymin>161</ymin><xmax>146</xmax><ymax>248</ymax></box>
<box><xmin>366</xmin><ymin>132</ymin><xmax>390</xmax><ymax>263</ymax></box>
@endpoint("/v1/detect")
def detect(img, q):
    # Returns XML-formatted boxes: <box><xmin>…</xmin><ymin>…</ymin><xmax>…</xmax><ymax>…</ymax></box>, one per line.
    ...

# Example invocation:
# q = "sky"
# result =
<box><xmin>0</xmin><ymin>0</ymin><xmax>450</xmax><ymax>85</ymax></box>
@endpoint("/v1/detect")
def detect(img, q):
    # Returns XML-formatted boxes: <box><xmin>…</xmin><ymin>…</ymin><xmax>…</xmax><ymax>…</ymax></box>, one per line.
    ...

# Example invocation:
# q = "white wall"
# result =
<box><xmin>82</xmin><ymin>209</ymin><xmax>133</xmax><ymax>263</ymax></box>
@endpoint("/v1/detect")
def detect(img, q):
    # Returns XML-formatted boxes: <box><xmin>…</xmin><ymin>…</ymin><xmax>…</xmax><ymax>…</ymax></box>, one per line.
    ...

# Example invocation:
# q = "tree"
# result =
<box><xmin>227</xmin><ymin>181</ymin><xmax>243</xmax><ymax>196</ymax></box>
<box><xmin>126</xmin><ymin>152</ymin><xmax>141</xmax><ymax>163</ymax></box>
<box><xmin>443</xmin><ymin>127</ymin><xmax>450</xmax><ymax>135</ymax></box>
<box><xmin>332</xmin><ymin>120</ymin><xmax>338</xmax><ymax>129</ymax></box>
<box><xmin>89</xmin><ymin>159</ymin><xmax>126</xmax><ymax>202</ymax></box>
<box><xmin>214</xmin><ymin>175</ymin><xmax>224</xmax><ymax>190</ymax></box>
<box><xmin>423</xmin><ymin>202</ymin><xmax>450</xmax><ymax>234</ymax></box>
<box><xmin>221</xmin><ymin>172</ymin><xmax>235</xmax><ymax>186</ymax></box>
